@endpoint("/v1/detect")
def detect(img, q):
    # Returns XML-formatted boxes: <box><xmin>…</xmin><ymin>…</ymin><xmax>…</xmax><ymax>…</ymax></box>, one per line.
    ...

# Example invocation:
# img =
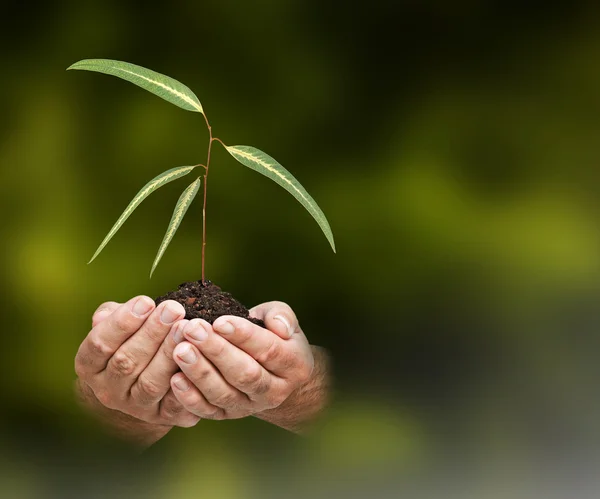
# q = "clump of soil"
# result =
<box><xmin>155</xmin><ymin>280</ymin><xmax>264</xmax><ymax>327</ymax></box>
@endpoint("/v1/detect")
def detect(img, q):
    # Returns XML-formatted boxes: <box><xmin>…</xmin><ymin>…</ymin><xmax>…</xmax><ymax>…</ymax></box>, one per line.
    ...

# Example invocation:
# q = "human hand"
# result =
<box><xmin>75</xmin><ymin>296</ymin><xmax>200</xmax><ymax>446</ymax></box>
<box><xmin>169</xmin><ymin>302</ymin><xmax>328</xmax><ymax>431</ymax></box>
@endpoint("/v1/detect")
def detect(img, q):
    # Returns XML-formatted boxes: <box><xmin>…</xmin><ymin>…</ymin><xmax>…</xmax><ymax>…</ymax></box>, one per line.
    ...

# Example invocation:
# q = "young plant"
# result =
<box><xmin>68</xmin><ymin>59</ymin><xmax>335</xmax><ymax>281</ymax></box>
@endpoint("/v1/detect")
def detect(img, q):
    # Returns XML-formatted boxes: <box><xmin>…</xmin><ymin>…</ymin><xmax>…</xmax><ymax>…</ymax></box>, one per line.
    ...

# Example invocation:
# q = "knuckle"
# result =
<box><xmin>88</xmin><ymin>334</ymin><xmax>112</xmax><ymax>358</ymax></box>
<box><xmin>207</xmin><ymin>408</ymin><xmax>226</xmax><ymax>420</ymax></box>
<box><xmin>145</xmin><ymin>326</ymin><xmax>168</xmax><ymax>345</ymax></box>
<box><xmin>237</xmin><ymin>365</ymin><xmax>262</xmax><ymax>387</ymax></box>
<box><xmin>162</xmin><ymin>404</ymin><xmax>184</xmax><ymax>421</ymax></box>
<box><xmin>176</xmin><ymin>414</ymin><xmax>200</xmax><ymax>428</ymax></box>
<box><xmin>209</xmin><ymin>340</ymin><xmax>226</xmax><ymax>358</ymax></box>
<box><xmin>74</xmin><ymin>352</ymin><xmax>90</xmax><ymax>377</ymax></box>
<box><xmin>74</xmin><ymin>359</ymin><xmax>83</xmax><ymax>377</ymax></box>
<box><xmin>159</xmin><ymin>407</ymin><xmax>174</xmax><ymax>421</ymax></box>
<box><xmin>136</xmin><ymin>373</ymin><xmax>162</xmax><ymax>401</ymax></box>
<box><xmin>280</xmin><ymin>352</ymin><xmax>300</xmax><ymax>371</ymax></box>
<box><xmin>144</xmin><ymin>310</ymin><xmax>171</xmax><ymax>341</ymax></box>
<box><xmin>233</xmin><ymin>320</ymin><xmax>253</xmax><ymax>343</ymax></box>
<box><xmin>296</xmin><ymin>358</ymin><xmax>314</xmax><ymax>384</ymax></box>
<box><xmin>92</xmin><ymin>302</ymin><xmax>117</xmax><ymax>321</ymax></box>
<box><xmin>95</xmin><ymin>301</ymin><xmax>118</xmax><ymax>314</ymax></box>
<box><xmin>109</xmin><ymin>350</ymin><xmax>137</xmax><ymax>377</ymax></box>
<box><xmin>174</xmin><ymin>391</ymin><xmax>219</xmax><ymax>419</ymax></box>
<box><xmin>160</xmin><ymin>397</ymin><xmax>184</xmax><ymax>420</ymax></box>
<box><xmin>238</xmin><ymin>366</ymin><xmax>269</xmax><ymax>394</ymax></box>
<box><xmin>212</xmin><ymin>391</ymin><xmax>238</xmax><ymax>409</ymax></box>
<box><xmin>256</xmin><ymin>339</ymin><xmax>283</xmax><ymax>366</ymax></box>
<box><xmin>94</xmin><ymin>388</ymin><xmax>114</xmax><ymax>409</ymax></box>
<box><xmin>198</xmin><ymin>366</ymin><xmax>213</xmax><ymax>380</ymax></box>
<box><xmin>159</xmin><ymin>341</ymin><xmax>174</xmax><ymax>362</ymax></box>
<box><xmin>266</xmin><ymin>391</ymin><xmax>287</xmax><ymax>409</ymax></box>
<box><xmin>181</xmin><ymin>393</ymin><xmax>204</xmax><ymax>413</ymax></box>
<box><xmin>196</xmin><ymin>366</ymin><xmax>213</xmax><ymax>380</ymax></box>
<box><xmin>113</xmin><ymin>310</ymin><xmax>139</xmax><ymax>335</ymax></box>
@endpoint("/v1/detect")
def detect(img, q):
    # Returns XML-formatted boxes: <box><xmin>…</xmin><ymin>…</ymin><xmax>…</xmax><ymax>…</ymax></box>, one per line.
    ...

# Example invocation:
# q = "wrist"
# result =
<box><xmin>255</xmin><ymin>345</ymin><xmax>330</xmax><ymax>433</ymax></box>
<box><xmin>74</xmin><ymin>378</ymin><xmax>172</xmax><ymax>449</ymax></box>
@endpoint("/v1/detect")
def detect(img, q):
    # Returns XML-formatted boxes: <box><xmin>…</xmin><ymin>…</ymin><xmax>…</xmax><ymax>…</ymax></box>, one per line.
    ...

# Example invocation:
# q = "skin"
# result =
<box><xmin>75</xmin><ymin>296</ymin><xmax>329</xmax><ymax>448</ymax></box>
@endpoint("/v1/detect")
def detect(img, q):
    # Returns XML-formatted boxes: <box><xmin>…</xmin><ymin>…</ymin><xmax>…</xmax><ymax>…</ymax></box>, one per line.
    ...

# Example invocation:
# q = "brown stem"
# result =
<box><xmin>201</xmin><ymin>113</ymin><xmax>213</xmax><ymax>284</ymax></box>
<box><xmin>212</xmin><ymin>137</ymin><xmax>228</xmax><ymax>149</ymax></box>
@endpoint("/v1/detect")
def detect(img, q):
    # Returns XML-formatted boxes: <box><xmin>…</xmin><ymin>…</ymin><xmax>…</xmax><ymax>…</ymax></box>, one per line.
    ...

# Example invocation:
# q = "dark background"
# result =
<box><xmin>1</xmin><ymin>0</ymin><xmax>600</xmax><ymax>497</ymax></box>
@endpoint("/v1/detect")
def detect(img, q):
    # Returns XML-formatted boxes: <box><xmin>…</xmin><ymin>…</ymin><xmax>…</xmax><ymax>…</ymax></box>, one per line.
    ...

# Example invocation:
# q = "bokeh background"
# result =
<box><xmin>2</xmin><ymin>0</ymin><xmax>600</xmax><ymax>497</ymax></box>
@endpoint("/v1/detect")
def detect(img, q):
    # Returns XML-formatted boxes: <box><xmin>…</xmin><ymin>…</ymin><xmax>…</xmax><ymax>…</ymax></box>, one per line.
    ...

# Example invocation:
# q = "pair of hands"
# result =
<box><xmin>75</xmin><ymin>296</ymin><xmax>325</xmax><ymax>446</ymax></box>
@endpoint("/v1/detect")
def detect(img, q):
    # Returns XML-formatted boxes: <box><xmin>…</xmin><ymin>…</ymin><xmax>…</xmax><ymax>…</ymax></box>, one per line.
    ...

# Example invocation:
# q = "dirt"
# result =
<box><xmin>155</xmin><ymin>280</ymin><xmax>264</xmax><ymax>327</ymax></box>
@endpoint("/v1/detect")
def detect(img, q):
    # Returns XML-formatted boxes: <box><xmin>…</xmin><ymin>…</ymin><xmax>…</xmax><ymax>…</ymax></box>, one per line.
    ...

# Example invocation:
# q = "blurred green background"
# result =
<box><xmin>2</xmin><ymin>0</ymin><xmax>600</xmax><ymax>497</ymax></box>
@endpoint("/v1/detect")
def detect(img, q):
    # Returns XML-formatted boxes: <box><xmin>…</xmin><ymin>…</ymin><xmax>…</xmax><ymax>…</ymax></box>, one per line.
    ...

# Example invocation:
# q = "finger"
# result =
<box><xmin>180</xmin><ymin>320</ymin><xmax>280</xmax><ymax>400</ymax></box>
<box><xmin>170</xmin><ymin>371</ymin><xmax>229</xmax><ymax>419</ymax></box>
<box><xmin>172</xmin><ymin>338</ymin><xmax>247</xmax><ymax>411</ymax></box>
<box><xmin>129</xmin><ymin>319</ymin><xmax>189</xmax><ymax>406</ymax></box>
<box><xmin>248</xmin><ymin>301</ymin><xmax>298</xmax><ymax>339</ymax></box>
<box><xmin>212</xmin><ymin>315</ymin><xmax>308</xmax><ymax>378</ymax></box>
<box><xmin>158</xmin><ymin>388</ymin><xmax>201</xmax><ymax>427</ymax></box>
<box><xmin>75</xmin><ymin>296</ymin><xmax>155</xmax><ymax>377</ymax></box>
<box><xmin>92</xmin><ymin>302</ymin><xmax>120</xmax><ymax>328</ymax></box>
<box><xmin>106</xmin><ymin>300</ymin><xmax>185</xmax><ymax>390</ymax></box>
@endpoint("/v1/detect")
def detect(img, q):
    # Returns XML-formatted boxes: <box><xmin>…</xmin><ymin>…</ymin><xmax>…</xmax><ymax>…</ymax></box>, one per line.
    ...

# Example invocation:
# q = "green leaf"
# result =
<box><xmin>225</xmin><ymin>145</ymin><xmax>336</xmax><ymax>252</ymax></box>
<box><xmin>89</xmin><ymin>165</ymin><xmax>198</xmax><ymax>264</ymax></box>
<box><xmin>67</xmin><ymin>59</ymin><xmax>204</xmax><ymax>114</ymax></box>
<box><xmin>151</xmin><ymin>177</ymin><xmax>201</xmax><ymax>277</ymax></box>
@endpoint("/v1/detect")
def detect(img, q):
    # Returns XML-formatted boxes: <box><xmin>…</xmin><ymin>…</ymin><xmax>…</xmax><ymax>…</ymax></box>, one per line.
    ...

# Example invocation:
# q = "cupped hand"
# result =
<box><xmin>169</xmin><ymin>302</ymin><xmax>315</xmax><ymax>421</ymax></box>
<box><xmin>75</xmin><ymin>296</ymin><xmax>200</xmax><ymax>430</ymax></box>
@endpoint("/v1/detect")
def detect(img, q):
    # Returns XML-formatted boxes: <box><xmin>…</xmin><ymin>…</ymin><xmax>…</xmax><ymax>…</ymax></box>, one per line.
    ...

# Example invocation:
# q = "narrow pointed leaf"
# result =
<box><xmin>150</xmin><ymin>177</ymin><xmax>201</xmax><ymax>278</ymax></box>
<box><xmin>225</xmin><ymin>145</ymin><xmax>335</xmax><ymax>252</ymax></box>
<box><xmin>89</xmin><ymin>165</ymin><xmax>198</xmax><ymax>264</ymax></box>
<box><xmin>68</xmin><ymin>59</ymin><xmax>204</xmax><ymax>114</ymax></box>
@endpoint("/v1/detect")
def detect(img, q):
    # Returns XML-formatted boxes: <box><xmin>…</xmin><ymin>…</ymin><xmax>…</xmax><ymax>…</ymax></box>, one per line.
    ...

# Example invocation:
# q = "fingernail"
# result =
<box><xmin>132</xmin><ymin>296</ymin><xmax>154</xmax><ymax>317</ymax></box>
<box><xmin>187</xmin><ymin>323</ymin><xmax>208</xmax><ymax>342</ymax></box>
<box><xmin>173</xmin><ymin>375</ymin><xmax>190</xmax><ymax>391</ymax></box>
<box><xmin>177</xmin><ymin>344</ymin><xmax>197</xmax><ymax>364</ymax></box>
<box><xmin>274</xmin><ymin>315</ymin><xmax>293</xmax><ymax>337</ymax></box>
<box><xmin>215</xmin><ymin>320</ymin><xmax>235</xmax><ymax>335</ymax></box>
<box><xmin>161</xmin><ymin>302</ymin><xmax>182</xmax><ymax>324</ymax></box>
<box><xmin>172</xmin><ymin>322</ymin><xmax>186</xmax><ymax>344</ymax></box>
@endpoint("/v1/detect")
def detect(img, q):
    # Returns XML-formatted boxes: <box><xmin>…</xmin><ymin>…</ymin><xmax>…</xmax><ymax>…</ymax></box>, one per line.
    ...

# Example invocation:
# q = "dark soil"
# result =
<box><xmin>155</xmin><ymin>280</ymin><xmax>264</xmax><ymax>327</ymax></box>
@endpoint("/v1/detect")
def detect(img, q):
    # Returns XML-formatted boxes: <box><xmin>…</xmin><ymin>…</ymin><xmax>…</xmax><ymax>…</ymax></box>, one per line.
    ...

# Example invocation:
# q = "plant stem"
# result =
<box><xmin>201</xmin><ymin>113</ymin><xmax>213</xmax><ymax>284</ymax></box>
<box><xmin>212</xmin><ymin>137</ymin><xmax>228</xmax><ymax>148</ymax></box>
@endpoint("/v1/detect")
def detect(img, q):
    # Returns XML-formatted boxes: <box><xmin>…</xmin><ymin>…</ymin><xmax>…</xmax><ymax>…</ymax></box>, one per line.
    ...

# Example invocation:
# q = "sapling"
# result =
<box><xmin>68</xmin><ymin>59</ymin><xmax>335</xmax><ymax>322</ymax></box>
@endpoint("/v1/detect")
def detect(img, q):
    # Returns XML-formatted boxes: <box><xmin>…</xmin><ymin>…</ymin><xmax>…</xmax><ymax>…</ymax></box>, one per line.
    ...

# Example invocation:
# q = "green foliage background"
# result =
<box><xmin>2</xmin><ymin>1</ymin><xmax>600</xmax><ymax>497</ymax></box>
